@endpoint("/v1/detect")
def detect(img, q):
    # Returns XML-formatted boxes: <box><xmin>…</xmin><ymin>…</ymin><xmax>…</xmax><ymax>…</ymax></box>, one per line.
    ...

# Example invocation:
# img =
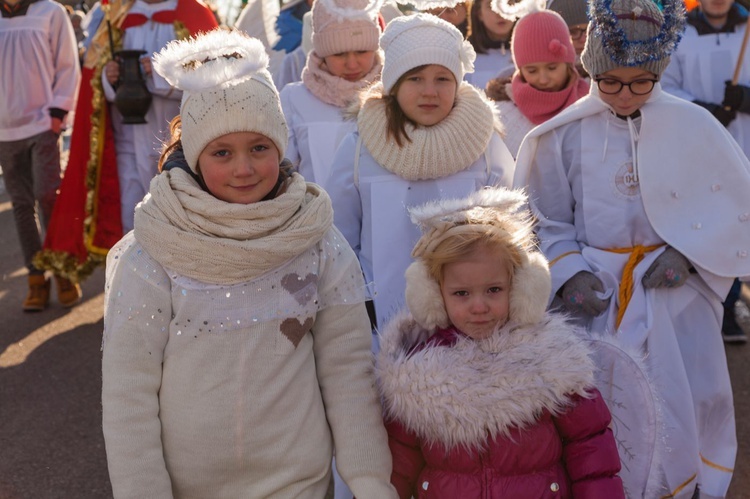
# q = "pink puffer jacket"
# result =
<box><xmin>376</xmin><ymin>314</ymin><xmax>624</xmax><ymax>499</ymax></box>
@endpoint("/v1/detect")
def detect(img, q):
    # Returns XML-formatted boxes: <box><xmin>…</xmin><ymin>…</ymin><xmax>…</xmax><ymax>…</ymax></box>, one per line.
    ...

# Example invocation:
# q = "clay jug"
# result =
<box><xmin>114</xmin><ymin>49</ymin><xmax>152</xmax><ymax>124</ymax></box>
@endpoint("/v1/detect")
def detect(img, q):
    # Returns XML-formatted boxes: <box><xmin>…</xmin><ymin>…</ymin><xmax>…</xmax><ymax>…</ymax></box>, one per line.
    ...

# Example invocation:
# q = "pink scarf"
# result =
<box><xmin>301</xmin><ymin>50</ymin><xmax>383</xmax><ymax>108</ymax></box>
<box><xmin>511</xmin><ymin>72</ymin><xmax>589</xmax><ymax>125</ymax></box>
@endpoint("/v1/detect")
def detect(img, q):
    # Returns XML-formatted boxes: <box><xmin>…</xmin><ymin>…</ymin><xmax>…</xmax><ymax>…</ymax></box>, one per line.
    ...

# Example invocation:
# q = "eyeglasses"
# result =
<box><xmin>568</xmin><ymin>27</ymin><xmax>587</xmax><ymax>40</ymax></box>
<box><xmin>595</xmin><ymin>77</ymin><xmax>658</xmax><ymax>95</ymax></box>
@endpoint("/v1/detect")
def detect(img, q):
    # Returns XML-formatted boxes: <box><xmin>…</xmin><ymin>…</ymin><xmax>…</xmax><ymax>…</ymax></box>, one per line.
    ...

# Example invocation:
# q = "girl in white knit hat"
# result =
<box><xmin>487</xmin><ymin>9</ymin><xmax>589</xmax><ymax>156</ymax></box>
<box><xmin>280</xmin><ymin>0</ymin><xmax>384</xmax><ymax>185</ymax></box>
<box><xmin>513</xmin><ymin>0</ymin><xmax>750</xmax><ymax>495</ymax></box>
<box><xmin>376</xmin><ymin>186</ymin><xmax>624</xmax><ymax>498</ymax></box>
<box><xmin>326</xmin><ymin>13</ymin><xmax>515</xmax><ymax>339</ymax></box>
<box><xmin>101</xmin><ymin>29</ymin><xmax>398</xmax><ymax>499</ymax></box>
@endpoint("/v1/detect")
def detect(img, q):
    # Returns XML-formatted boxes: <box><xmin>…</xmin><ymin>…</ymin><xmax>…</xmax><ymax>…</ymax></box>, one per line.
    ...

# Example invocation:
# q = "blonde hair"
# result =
<box><xmin>422</xmin><ymin>225</ymin><xmax>524</xmax><ymax>286</ymax></box>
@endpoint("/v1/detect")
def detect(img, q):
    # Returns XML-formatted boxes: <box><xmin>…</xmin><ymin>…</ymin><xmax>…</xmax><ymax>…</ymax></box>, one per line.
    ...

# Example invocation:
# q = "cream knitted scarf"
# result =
<box><xmin>134</xmin><ymin>170</ymin><xmax>333</xmax><ymax>285</ymax></box>
<box><xmin>356</xmin><ymin>82</ymin><xmax>499</xmax><ymax>181</ymax></box>
<box><xmin>301</xmin><ymin>50</ymin><xmax>383</xmax><ymax>108</ymax></box>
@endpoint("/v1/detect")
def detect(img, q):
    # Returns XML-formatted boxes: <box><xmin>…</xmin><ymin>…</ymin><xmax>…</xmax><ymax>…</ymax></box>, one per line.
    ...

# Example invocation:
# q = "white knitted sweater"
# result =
<box><xmin>102</xmin><ymin>177</ymin><xmax>396</xmax><ymax>498</ymax></box>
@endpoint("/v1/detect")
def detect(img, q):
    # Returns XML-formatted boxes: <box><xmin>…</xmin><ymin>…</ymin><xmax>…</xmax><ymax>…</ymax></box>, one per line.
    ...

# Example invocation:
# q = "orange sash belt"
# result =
<box><xmin>607</xmin><ymin>244</ymin><xmax>664</xmax><ymax>329</ymax></box>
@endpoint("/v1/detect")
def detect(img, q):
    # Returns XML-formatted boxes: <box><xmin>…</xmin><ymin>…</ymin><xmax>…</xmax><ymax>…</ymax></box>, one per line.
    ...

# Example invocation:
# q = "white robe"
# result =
<box><xmin>465</xmin><ymin>48</ymin><xmax>514</xmax><ymax>93</ymax></box>
<box><xmin>0</xmin><ymin>0</ymin><xmax>80</xmax><ymax>141</ymax></box>
<box><xmin>514</xmin><ymin>84</ymin><xmax>750</xmax><ymax>498</ymax></box>
<box><xmin>326</xmin><ymin>132</ymin><xmax>515</xmax><ymax>332</ymax></box>
<box><xmin>280</xmin><ymin>82</ymin><xmax>356</xmax><ymax>184</ymax></box>
<box><xmin>662</xmin><ymin>22</ymin><xmax>750</xmax><ymax>153</ymax></box>
<box><xmin>101</xmin><ymin>0</ymin><xmax>183</xmax><ymax>232</ymax></box>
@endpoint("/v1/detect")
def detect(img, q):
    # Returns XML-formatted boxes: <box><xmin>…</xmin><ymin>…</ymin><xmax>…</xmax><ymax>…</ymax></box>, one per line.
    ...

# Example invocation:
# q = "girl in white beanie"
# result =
<box><xmin>513</xmin><ymin>0</ymin><xmax>750</xmax><ymax>495</ymax></box>
<box><xmin>376</xmin><ymin>187</ymin><xmax>624</xmax><ymax>498</ymax></box>
<box><xmin>326</xmin><ymin>13</ymin><xmax>515</xmax><ymax>339</ymax></box>
<box><xmin>101</xmin><ymin>29</ymin><xmax>397</xmax><ymax>499</ymax></box>
<box><xmin>280</xmin><ymin>0</ymin><xmax>385</xmax><ymax>185</ymax></box>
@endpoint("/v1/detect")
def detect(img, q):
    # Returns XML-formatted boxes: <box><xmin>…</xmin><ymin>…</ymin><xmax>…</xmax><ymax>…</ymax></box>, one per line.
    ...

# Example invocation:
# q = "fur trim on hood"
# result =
<box><xmin>486</xmin><ymin>75</ymin><xmax>513</xmax><ymax>102</ymax></box>
<box><xmin>376</xmin><ymin>311</ymin><xmax>595</xmax><ymax>451</ymax></box>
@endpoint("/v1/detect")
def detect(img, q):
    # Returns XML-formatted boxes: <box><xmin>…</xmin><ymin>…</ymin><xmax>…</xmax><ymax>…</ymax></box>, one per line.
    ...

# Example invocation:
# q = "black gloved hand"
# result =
<box><xmin>693</xmin><ymin>100</ymin><xmax>737</xmax><ymax>127</ymax></box>
<box><xmin>723</xmin><ymin>81</ymin><xmax>750</xmax><ymax>114</ymax></box>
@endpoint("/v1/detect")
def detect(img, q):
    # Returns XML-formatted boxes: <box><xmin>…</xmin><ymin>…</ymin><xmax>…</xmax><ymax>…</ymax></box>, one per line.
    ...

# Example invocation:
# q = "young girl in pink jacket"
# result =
<box><xmin>376</xmin><ymin>187</ymin><xmax>624</xmax><ymax>498</ymax></box>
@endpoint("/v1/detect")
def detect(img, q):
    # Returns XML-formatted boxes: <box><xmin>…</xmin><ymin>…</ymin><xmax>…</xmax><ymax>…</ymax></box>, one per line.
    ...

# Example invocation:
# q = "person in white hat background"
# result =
<box><xmin>487</xmin><ymin>8</ymin><xmax>589</xmax><ymax>156</ymax></box>
<box><xmin>513</xmin><ymin>0</ymin><xmax>750</xmax><ymax>495</ymax></box>
<box><xmin>548</xmin><ymin>0</ymin><xmax>591</xmax><ymax>71</ymax></box>
<box><xmin>101</xmin><ymin>29</ymin><xmax>398</xmax><ymax>499</ymax></box>
<box><xmin>466</xmin><ymin>0</ymin><xmax>517</xmax><ymax>91</ymax></box>
<box><xmin>280</xmin><ymin>0</ymin><xmax>384</xmax><ymax>185</ymax></box>
<box><xmin>661</xmin><ymin>0</ymin><xmax>750</xmax><ymax>344</ymax></box>
<box><xmin>325</xmin><ymin>13</ymin><xmax>515</xmax><ymax>341</ymax></box>
<box><xmin>376</xmin><ymin>187</ymin><xmax>624</xmax><ymax>497</ymax></box>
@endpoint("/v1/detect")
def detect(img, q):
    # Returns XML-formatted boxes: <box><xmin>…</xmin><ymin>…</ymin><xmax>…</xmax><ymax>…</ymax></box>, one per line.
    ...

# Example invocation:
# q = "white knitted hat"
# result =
<box><xmin>380</xmin><ymin>13</ymin><xmax>476</xmax><ymax>93</ymax></box>
<box><xmin>311</xmin><ymin>0</ymin><xmax>383</xmax><ymax>58</ymax></box>
<box><xmin>405</xmin><ymin>187</ymin><xmax>552</xmax><ymax>329</ymax></box>
<box><xmin>153</xmin><ymin>30</ymin><xmax>288</xmax><ymax>173</ymax></box>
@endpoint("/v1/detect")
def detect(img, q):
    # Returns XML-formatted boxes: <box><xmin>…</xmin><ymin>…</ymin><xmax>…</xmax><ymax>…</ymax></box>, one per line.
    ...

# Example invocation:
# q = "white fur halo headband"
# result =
<box><xmin>153</xmin><ymin>29</ymin><xmax>271</xmax><ymax>93</ymax></box>
<box><xmin>409</xmin><ymin>187</ymin><xmax>533</xmax><ymax>259</ymax></box>
<box><xmin>400</xmin><ymin>0</ymin><xmax>467</xmax><ymax>8</ymax></box>
<box><xmin>491</xmin><ymin>0</ymin><xmax>546</xmax><ymax>20</ymax></box>
<box><xmin>318</xmin><ymin>0</ymin><xmax>386</xmax><ymax>21</ymax></box>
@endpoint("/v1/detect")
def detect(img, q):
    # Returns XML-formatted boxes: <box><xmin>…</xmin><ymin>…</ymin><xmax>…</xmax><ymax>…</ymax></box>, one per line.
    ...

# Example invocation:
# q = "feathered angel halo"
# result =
<box><xmin>398</xmin><ymin>0</ymin><xmax>466</xmax><ymax>8</ymax></box>
<box><xmin>491</xmin><ymin>0</ymin><xmax>546</xmax><ymax>20</ymax></box>
<box><xmin>153</xmin><ymin>29</ymin><xmax>270</xmax><ymax>92</ymax></box>
<box><xmin>409</xmin><ymin>187</ymin><xmax>535</xmax><ymax>258</ymax></box>
<box><xmin>318</xmin><ymin>0</ymin><xmax>386</xmax><ymax>22</ymax></box>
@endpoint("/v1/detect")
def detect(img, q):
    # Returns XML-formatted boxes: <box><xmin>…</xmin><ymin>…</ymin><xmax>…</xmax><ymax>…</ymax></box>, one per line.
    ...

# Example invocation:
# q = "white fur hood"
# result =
<box><xmin>376</xmin><ymin>312</ymin><xmax>596</xmax><ymax>450</ymax></box>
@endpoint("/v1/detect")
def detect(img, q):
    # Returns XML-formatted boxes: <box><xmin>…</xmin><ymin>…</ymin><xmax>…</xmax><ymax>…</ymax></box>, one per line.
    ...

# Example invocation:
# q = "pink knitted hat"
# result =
<box><xmin>311</xmin><ymin>0</ymin><xmax>382</xmax><ymax>58</ymax></box>
<box><xmin>511</xmin><ymin>10</ymin><xmax>576</xmax><ymax>68</ymax></box>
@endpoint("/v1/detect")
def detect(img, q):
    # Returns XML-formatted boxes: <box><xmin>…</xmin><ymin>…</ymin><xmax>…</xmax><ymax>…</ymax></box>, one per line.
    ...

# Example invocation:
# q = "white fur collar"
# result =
<box><xmin>376</xmin><ymin>312</ymin><xmax>595</xmax><ymax>450</ymax></box>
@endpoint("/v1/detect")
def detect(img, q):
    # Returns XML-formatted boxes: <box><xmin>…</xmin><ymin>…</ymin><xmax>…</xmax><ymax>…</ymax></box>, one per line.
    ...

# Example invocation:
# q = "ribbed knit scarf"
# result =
<box><xmin>356</xmin><ymin>83</ymin><xmax>498</xmax><ymax>181</ymax></box>
<box><xmin>511</xmin><ymin>73</ymin><xmax>590</xmax><ymax>125</ymax></box>
<box><xmin>134</xmin><ymin>170</ymin><xmax>333</xmax><ymax>285</ymax></box>
<box><xmin>301</xmin><ymin>50</ymin><xmax>383</xmax><ymax>108</ymax></box>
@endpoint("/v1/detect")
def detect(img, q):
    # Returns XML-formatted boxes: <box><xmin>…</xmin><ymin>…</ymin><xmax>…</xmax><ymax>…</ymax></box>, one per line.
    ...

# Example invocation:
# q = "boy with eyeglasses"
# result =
<box><xmin>513</xmin><ymin>0</ymin><xmax>749</xmax><ymax>496</ymax></box>
<box><xmin>549</xmin><ymin>0</ymin><xmax>590</xmax><ymax>65</ymax></box>
<box><xmin>661</xmin><ymin>0</ymin><xmax>750</xmax><ymax>344</ymax></box>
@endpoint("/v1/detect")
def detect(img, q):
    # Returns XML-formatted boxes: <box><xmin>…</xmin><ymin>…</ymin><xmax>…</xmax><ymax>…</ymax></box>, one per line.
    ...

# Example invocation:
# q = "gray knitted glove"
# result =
<box><xmin>561</xmin><ymin>271</ymin><xmax>610</xmax><ymax>317</ymax></box>
<box><xmin>642</xmin><ymin>248</ymin><xmax>691</xmax><ymax>289</ymax></box>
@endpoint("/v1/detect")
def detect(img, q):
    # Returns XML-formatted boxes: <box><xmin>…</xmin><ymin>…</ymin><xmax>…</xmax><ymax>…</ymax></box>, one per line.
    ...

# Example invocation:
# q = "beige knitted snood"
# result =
<box><xmin>134</xmin><ymin>170</ymin><xmax>333</xmax><ymax>285</ymax></box>
<box><xmin>356</xmin><ymin>82</ymin><xmax>499</xmax><ymax>181</ymax></box>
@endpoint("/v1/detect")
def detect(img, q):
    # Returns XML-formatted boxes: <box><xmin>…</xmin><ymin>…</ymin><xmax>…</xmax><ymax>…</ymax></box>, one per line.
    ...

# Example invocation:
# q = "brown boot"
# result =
<box><xmin>55</xmin><ymin>275</ymin><xmax>82</xmax><ymax>308</ymax></box>
<box><xmin>23</xmin><ymin>274</ymin><xmax>50</xmax><ymax>312</ymax></box>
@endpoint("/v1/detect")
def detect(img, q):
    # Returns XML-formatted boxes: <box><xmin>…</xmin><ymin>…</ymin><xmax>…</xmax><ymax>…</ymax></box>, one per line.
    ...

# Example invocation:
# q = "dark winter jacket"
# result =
<box><xmin>376</xmin><ymin>314</ymin><xmax>625</xmax><ymax>499</ymax></box>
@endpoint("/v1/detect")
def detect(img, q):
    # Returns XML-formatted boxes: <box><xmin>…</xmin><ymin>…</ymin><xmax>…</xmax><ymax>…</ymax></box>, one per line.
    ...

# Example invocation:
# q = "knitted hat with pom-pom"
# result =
<box><xmin>153</xmin><ymin>30</ymin><xmax>288</xmax><ymax>173</ymax></box>
<box><xmin>311</xmin><ymin>0</ymin><xmax>383</xmax><ymax>58</ymax></box>
<box><xmin>511</xmin><ymin>9</ymin><xmax>576</xmax><ymax>68</ymax></box>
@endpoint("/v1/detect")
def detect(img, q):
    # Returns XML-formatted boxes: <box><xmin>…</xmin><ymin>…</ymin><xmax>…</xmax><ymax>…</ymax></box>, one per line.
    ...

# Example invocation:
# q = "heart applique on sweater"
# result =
<box><xmin>281</xmin><ymin>273</ymin><xmax>318</xmax><ymax>305</ymax></box>
<box><xmin>280</xmin><ymin>317</ymin><xmax>315</xmax><ymax>347</ymax></box>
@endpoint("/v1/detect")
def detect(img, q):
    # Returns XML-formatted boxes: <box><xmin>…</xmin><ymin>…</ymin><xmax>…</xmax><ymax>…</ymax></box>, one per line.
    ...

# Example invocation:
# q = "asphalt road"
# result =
<box><xmin>0</xmin><ymin>177</ymin><xmax>749</xmax><ymax>498</ymax></box>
